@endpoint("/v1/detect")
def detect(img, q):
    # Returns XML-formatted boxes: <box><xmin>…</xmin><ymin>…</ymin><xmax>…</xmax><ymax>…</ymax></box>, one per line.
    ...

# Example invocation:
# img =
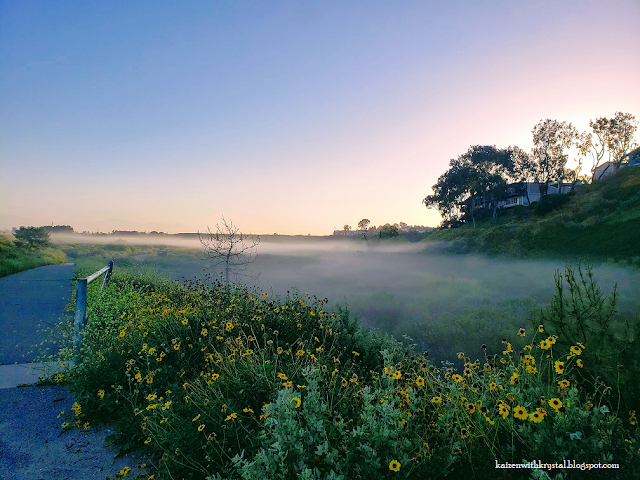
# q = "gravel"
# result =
<box><xmin>0</xmin><ymin>385</ymin><xmax>155</xmax><ymax>480</ymax></box>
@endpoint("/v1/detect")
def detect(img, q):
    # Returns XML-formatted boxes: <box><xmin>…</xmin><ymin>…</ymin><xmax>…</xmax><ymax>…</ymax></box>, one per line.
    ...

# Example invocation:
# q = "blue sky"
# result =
<box><xmin>1</xmin><ymin>0</ymin><xmax>639</xmax><ymax>234</ymax></box>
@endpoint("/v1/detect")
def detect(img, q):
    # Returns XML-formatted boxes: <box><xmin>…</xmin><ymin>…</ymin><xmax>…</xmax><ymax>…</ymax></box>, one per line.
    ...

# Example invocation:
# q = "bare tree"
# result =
<box><xmin>343</xmin><ymin>225</ymin><xmax>351</xmax><ymax>236</ymax></box>
<box><xmin>198</xmin><ymin>217</ymin><xmax>260</xmax><ymax>285</ymax></box>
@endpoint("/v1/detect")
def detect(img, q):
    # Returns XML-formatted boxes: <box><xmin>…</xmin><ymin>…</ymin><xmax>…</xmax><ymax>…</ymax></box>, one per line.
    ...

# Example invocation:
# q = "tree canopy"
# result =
<box><xmin>423</xmin><ymin>112</ymin><xmax>637</xmax><ymax>227</ymax></box>
<box><xmin>13</xmin><ymin>226</ymin><xmax>51</xmax><ymax>250</ymax></box>
<box><xmin>530</xmin><ymin>119</ymin><xmax>578</xmax><ymax>195</ymax></box>
<box><xmin>423</xmin><ymin>145</ymin><xmax>515</xmax><ymax>226</ymax></box>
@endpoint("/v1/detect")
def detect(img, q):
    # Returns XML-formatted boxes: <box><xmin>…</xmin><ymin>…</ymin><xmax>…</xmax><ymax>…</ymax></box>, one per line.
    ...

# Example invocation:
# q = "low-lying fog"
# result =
<box><xmin>53</xmin><ymin>234</ymin><xmax>640</xmax><ymax>362</ymax></box>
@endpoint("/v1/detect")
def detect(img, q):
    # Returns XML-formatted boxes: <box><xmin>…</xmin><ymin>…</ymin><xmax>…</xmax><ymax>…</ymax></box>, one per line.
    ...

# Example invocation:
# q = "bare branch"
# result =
<box><xmin>198</xmin><ymin>217</ymin><xmax>260</xmax><ymax>285</ymax></box>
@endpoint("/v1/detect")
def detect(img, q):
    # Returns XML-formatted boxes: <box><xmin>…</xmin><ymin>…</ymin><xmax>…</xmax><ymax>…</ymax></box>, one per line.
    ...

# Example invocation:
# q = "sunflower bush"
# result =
<box><xmin>54</xmin><ymin>264</ymin><xmax>639</xmax><ymax>480</ymax></box>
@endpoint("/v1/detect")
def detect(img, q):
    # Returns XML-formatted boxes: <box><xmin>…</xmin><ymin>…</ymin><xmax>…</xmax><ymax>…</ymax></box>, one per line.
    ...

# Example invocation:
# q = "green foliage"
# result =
<box><xmin>378</xmin><ymin>224</ymin><xmax>399</xmax><ymax>239</ymax></box>
<box><xmin>423</xmin><ymin>145</ymin><xmax>514</xmax><ymax>224</ymax></box>
<box><xmin>49</xmin><ymin>264</ymin><xmax>640</xmax><ymax>480</ymax></box>
<box><xmin>533</xmin><ymin>192</ymin><xmax>573</xmax><ymax>216</ymax></box>
<box><xmin>13</xmin><ymin>226</ymin><xmax>51</xmax><ymax>250</ymax></box>
<box><xmin>424</xmin><ymin>167</ymin><xmax>640</xmax><ymax>262</ymax></box>
<box><xmin>0</xmin><ymin>234</ymin><xmax>66</xmax><ymax>277</ymax></box>
<box><xmin>58</xmin><ymin>242</ymin><xmax>160</xmax><ymax>263</ymax></box>
<box><xmin>535</xmin><ymin>265</ymin><xmax>640</xmax><ymax>414</ymax></box>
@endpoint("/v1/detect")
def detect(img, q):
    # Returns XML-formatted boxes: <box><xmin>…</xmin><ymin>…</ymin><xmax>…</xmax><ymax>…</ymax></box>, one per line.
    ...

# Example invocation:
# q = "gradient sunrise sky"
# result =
<box><xmin>1</xmin><ymin>1</ymin><xmax>639</xmax><ymax>235</ymax></box>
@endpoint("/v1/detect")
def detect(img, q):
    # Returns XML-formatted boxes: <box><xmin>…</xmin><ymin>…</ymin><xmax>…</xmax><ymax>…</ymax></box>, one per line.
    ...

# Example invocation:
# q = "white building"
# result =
<box><xmin>593</xmin><ymin>147</ymin><xmax>640</xmax><ymax>180</ymax></box>
<box><xmin>470</xmin><ymin>180</ymin><xmax>580</xmax><ymax>211</ymax></box>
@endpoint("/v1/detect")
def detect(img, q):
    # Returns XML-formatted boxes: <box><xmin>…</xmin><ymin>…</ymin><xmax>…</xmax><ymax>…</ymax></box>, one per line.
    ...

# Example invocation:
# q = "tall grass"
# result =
<box><xmin>48</xmin><ymin>263</ymin><xmax>639</xmax><ymax>480</ymax></box>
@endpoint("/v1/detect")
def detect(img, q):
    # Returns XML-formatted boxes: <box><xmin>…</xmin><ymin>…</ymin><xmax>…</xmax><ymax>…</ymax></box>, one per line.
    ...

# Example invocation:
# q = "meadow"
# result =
<box><xmin>43</xmin><ymin>235</ymin><xmax>640</xmax><ymax>479</ymax></box>
<box><xmin>56</xmin><ymin>234</ymin><xmax>640</xmax><ymax>363</ymax></box>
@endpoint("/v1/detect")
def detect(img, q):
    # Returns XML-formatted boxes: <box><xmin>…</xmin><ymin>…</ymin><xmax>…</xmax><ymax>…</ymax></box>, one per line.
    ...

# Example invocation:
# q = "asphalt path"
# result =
<box><xmin>0</xmin><ymin>264</ymin><xmax>75</xmax><ymax>365</ymax></box>
<box><xmin>0</xmin><ymin>264</ymin><xmax>155</xmax><ymax>479</ymax></box>
<box><xmin>0</xmin><ymin>385</ymin><xmax>154</xmax><ymax>480</ymax></box>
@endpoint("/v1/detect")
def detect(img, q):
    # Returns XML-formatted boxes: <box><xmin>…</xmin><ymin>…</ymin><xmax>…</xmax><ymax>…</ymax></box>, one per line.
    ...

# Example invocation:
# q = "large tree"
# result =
<box><xmin>13</xmin><ymin>226</ymin><xmax>51</xmax><ymax>250</ymax></box>
<box><xmin>505</xmin><ymin>145</ymin><xmax>539</xmax><ymax>204</ymax></box>
<box><xmin>530</xmin><ymin>119</ymin><xmax>578</xmax><ymax>195</ymax></box>
<box><xmin>576</xmin><ymin>112</ymin><xmax>638</xmax><ymax>181</ymax></box>
<box><xmin>423</xmin><ymin>145</ymin><xmax>514</xmax><ymax>227</ymax></box>
<box><xmin>608</xmin><ymin>112</ymin><xmax>638</xmax><ymax>172</ymax></box>
<box><xmin>578</xmin><ymin>118</ymin><xmax>611</xmax><ymax>182</ymax></box>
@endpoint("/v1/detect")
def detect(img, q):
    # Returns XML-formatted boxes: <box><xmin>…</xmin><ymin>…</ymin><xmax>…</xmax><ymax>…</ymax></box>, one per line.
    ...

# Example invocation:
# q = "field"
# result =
<box><xmin>45</xmin><ymin>238</ymin><xmax>640</xmax><ymax>479</ymax></box>
<box><xmin>56</xmin><ymin>234</ymin><xmax>640</xmax><ymax>363</ymax></box>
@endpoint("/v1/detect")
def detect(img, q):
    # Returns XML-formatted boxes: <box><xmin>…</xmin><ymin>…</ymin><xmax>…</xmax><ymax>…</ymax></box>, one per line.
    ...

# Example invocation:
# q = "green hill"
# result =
<box><xmin>424</xmin><ymin>167</ymin><xmax>640</xmax><ymax>265</ymax></box>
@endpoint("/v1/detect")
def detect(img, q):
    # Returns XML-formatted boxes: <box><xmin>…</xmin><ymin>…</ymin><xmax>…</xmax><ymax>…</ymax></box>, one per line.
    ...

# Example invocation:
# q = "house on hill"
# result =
<box><xmin>471</xmin><ymin>180</ymin><xmax>580</xmax><ymax>211</ymax></box>
<box><xmin>593</xmin><ymin>146</ymin><xmax>640</xmax><ymax>180</ymax></box>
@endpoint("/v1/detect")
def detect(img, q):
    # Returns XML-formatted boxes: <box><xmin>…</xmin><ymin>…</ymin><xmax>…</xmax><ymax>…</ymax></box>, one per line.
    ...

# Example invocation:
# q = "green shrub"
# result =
<box><xmin>535</xmin><ymin>265</ymin><xmax>640</xmax><ymax>415</ymax></box>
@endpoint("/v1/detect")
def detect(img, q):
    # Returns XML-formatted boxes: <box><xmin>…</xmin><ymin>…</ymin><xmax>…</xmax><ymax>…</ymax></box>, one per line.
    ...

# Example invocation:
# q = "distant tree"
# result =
<box><xmin>357</xmin><ymin>219</ymin><xmax>370</xmax><ymax>242</ymax></box>
<box><xmin>378</xmin><ymin>224</ymin><xmax>398</xmax><ymax>239</ymax></box>
<box><xmin>343</xmin><ymin>225</ymin><xmax>351</xmax><ymax>236</ymax></box>
<box><xmin>198</xmin><ymin>217</ymin><xmax>260</xmax><ymax>285</ymax></box>
<box><xmin>398</xmin><ymin>222</ymin><xmax>408</xmax><ymax>229</ymax></box>
<box><xmin>530</xmin><ymin>119</ymin><xmax>578</xmax><ymax>195</ymax></box>
<box><xmin>41</xmin><ymin>225</ymin><xmax>74</xmax><ymax>233</ymax></box>
<box><xmin>357</xmin><ymin>219</ymin><xmax>370</xmax><ymax>231</ymax></box>
<box><xmin>14</xmin><ymin>226</ymin><xmax>51</xmax><ymax>250</ymax></box>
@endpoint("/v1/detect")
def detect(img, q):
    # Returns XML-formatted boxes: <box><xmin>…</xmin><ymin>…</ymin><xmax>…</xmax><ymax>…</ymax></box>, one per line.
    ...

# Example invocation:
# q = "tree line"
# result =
<box><xmin>339</xmin><ymin>220</ymin><xmax>430</xmax><ymax>241</ymax></box>
<box><xmin>423</xmin><ymin>112</ymin><xmax>638</xmax><ymax>227</ymax></box>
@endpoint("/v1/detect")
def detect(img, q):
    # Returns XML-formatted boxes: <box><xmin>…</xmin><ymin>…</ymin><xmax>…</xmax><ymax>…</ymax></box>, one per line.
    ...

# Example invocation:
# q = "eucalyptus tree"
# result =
<box><xmin>530</xmin><ymin>119</ymin><xmax>578</xmax><ymax>195</ymax></box>
<box><xmin>577</xmin><ymin>112</ymin><xmax>638</xmax><ymax>181</ymax></box>
<box><xmin>608</xmin><ymin>112</ymin><xmax>638</xmax><ymax>172</ymax></box>
<box><xmin>506</xmin><ymin>145</ymin><xmax>538</xmax><ymax>204</ymax></box>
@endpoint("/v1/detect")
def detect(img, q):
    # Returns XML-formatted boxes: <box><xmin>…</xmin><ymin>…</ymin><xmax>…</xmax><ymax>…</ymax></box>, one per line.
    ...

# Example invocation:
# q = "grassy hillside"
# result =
<box><xmin>425</xmin><ymin>167</ymin><xmax>640</xmax><ymax>265</ymax></box>
<box><xmin>0</xmin><ymin>234</ymin><xmax>67</xmax><ymax>277</ymax></box>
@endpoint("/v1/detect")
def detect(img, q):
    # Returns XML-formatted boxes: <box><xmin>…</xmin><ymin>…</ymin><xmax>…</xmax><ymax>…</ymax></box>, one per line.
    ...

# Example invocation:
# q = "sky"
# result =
<box><xmin>1</xmin><ymin>0</ymin><xmax>639</xmax><ymax>235</ymax></box>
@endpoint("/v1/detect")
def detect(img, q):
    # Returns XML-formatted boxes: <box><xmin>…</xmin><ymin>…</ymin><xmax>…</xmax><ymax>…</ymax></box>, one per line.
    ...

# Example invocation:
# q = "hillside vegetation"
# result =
<box><xmin>0</xmin><ymin>234</ymin><xmax>67</xmax><ymax>277</ymax></box>
<box><xmin>425</xmin><ymin>168</ymin><xmax>640</xmax><ymax>264</ymax></box>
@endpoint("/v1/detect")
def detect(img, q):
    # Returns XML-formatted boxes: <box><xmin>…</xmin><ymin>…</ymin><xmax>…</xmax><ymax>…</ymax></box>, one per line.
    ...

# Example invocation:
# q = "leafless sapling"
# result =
<box><xmin>198</xmin><ymin>217</ymin><xmax>260</xmax><ymax>285</ymax></box>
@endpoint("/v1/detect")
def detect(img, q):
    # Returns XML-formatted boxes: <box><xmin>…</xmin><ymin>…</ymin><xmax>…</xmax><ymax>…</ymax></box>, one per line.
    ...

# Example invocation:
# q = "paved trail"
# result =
<box><xmin>0</xmin><ymin>264</ymin><xmax>75</xmax><ymax>365</ymax></box>
<box><xmin>0</xmin><ymin>265</ymin><xmax>153</xmax><ymax>479</ymax></box>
